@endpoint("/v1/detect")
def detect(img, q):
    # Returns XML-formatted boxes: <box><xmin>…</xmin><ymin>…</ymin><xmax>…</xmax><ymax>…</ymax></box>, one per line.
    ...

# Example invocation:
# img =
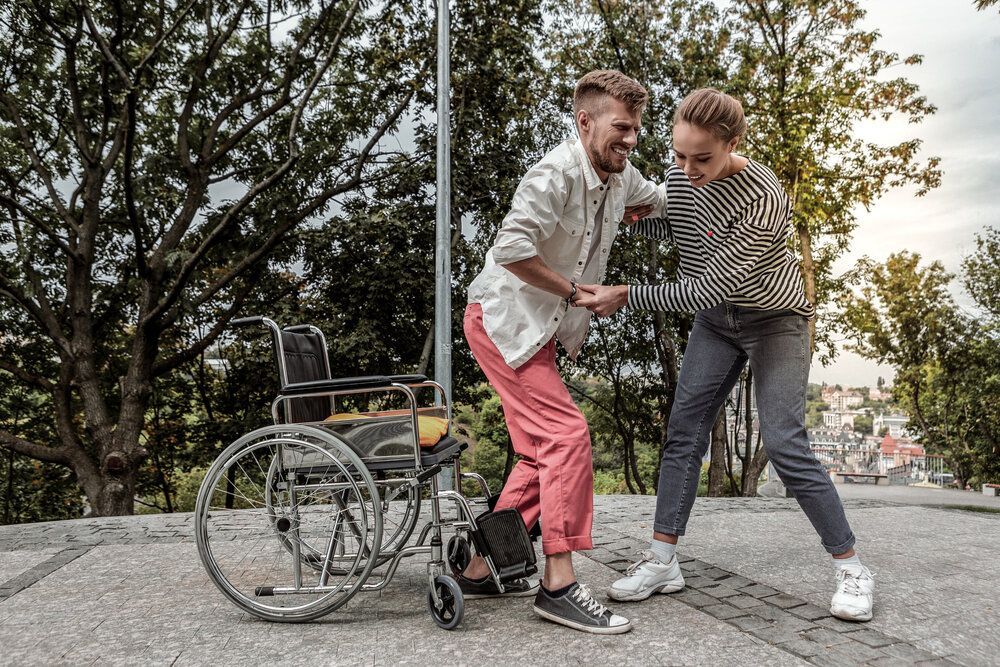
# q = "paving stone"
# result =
<box><xmin>748</xmin><ymin>624</ymin><xmax>803</xmax><ymax>645</ymax></box>
<box><xmin>672</xmin><ymin>590</ymin><xmax>717</xmax><ymax>608</ymax></box>
<box><xmin>700</xmin><ymin>603</ymin><xmax>745</xmax><ymax>621</ymax></box>
<box><xmin>788</xmin><ymin>603</ymin><xmax>830</xmax><ymax>621</ymax></box>
<box><xmin>843</xmin><ymin>628</ymin><xmax>896</xmax><ymax>647</ymax></box>
<box><xmin>749</xmin><ymin>604</ymin><xmax>794</xmax><ymax>623</ymax></box>
<box><xmin>729</xmin><ymin>615</ymin><xmax>773</xmax><ymax>632</ymax></box>
<box><xmin>868</xmin><ymin>656</ymin><xmax>919</xmax><ymax>667</ymax></box>
<box><xmin>726</xmin><ymin>594</ymin><xmax>764</xmax><ymax>610</ymax></box>
<box><xmin>881</xmin><ymin>643</ymin><xmax>943</xmax><ymax>663</ymax></box>
<box><xmin>699</xmin><ymin>567</ymin><xmax>732</xmax><ymax>581</ymax></box>
<box><xmin>701</xmin><ymin>585</ymin><xmax>741</xmax><ymax>599</ymax></box>
<box><xmin>775</xmin><ymin>638</ymin><xmax>824</xmax><ymax>658</ymax></box>
<box><xmin>808</xmin><ymin>646</ymin><xmax>876</xmax><ymax>667</ymax></box>
<box><xmin>800</xmin><ymin>626</ymin><xmax>853</xmax><ymax>647</ymax></box>
<box><xmin>764</xmin><ymin>593</ymin><xmax>807</xmax><ymax>609</ymax></box>
<box><xmin>742</xmin><ymin>583</ymin><xmax>781</xmax><ymax>598</ymax></box>
<box><xmin>718</xmin><ymin>574</ymin><xmax>753</xmax><ymax>589</ymax></box>
<box><xmin>812</xmin><ymin>615</ymin><xmax>862</xmax><ymax>631</ymax></box>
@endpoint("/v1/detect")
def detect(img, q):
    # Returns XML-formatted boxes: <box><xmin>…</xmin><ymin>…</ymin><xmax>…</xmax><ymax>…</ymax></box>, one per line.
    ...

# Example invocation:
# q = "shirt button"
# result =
<box><xmin>554</xmin><ymin>317</ymin><xmax>559</xmax><ymax>322</ymax></box>
<box><xmin>593</xmin><ymin>200</ymin><xmax>598</xmax><ymax>205</ymax></box>
<box><xmin>578</xmin><ymin>261</ymin><xmax>583</xmax><ymax>265</ymax></box>
<box><xmin>602</xmin><ymin>249</ymin><xmax>606</xmax><ymax>254</ymax></box>
<box><xmin>599</xmin><ymin>186</ymin><xmax>604</xmax><ymax>191</ymax></box>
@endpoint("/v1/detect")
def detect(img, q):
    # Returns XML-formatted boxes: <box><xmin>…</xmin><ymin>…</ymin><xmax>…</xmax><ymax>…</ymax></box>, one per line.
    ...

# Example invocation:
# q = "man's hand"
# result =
<box><xmin>572</xmin><ymin>284</ymin><xmax>628</xmax><ymax>317</ymax></box>
<box><xmin>622</xmin><ymin>204</ymin><xmax>654</xmax><ymax>226</ymax></box>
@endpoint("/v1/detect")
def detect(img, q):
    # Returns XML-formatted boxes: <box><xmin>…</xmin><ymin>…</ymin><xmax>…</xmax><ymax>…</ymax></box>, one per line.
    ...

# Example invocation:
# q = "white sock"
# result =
<box><xmin>833</xmin><ymin>554</ymin><xmax>863</xmax><ymax>574</ymax></box>
<box><xmin>650</xmin><ymin>539</ymin><xmax>676</xmax><ymax>563</ymax></box>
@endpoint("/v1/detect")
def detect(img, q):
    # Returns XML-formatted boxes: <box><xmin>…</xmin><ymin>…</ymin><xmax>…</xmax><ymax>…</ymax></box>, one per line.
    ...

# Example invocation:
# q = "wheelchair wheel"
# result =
<box><xmin>269</xmin><ymin>473</ymin><xmax>420</xmax><ymax>572</ymax></box>
<box><xmin>427</xmin><ymin>575</ymin><xmax>463</xmax><ymax>630</ymax></box>
<box><xmin>195</xmin><ymin>424</ymin><xmax>382</xmax><ymax>622</ymax></box>
<box><xmin>446</xmin><ymin>534</ymin><xmax>471</xmax><ymax>577</ymax></box>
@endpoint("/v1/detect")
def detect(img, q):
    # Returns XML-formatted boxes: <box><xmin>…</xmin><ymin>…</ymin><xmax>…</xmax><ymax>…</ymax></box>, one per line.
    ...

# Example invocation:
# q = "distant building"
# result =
<box><xmin>868</xmin><ymin>386</ymin><xmax>892</xmax><ymax>402</ymax></box>
<box><xmin>878</xmin><ymin>433</ymin><xmax>925</xmax><ymax>473</ymax></box>
<box><xmin>874</xmin><ymin>412</ymin><xmax>910</xmax><ymax>438</ymax></box>
<box><xmin>822</xmin><ymin>409</ymin><xmax>869</xmax><ymax>430</ymax></box>
<box><xmin>809</xmin><ymin>428</ymin><xmax>876</xmax><ymax>472</ymax></box>
<box><xmin>827</xmin><ymin>390</ymin><xmax>864</xmax><ymax>411</ymax></box>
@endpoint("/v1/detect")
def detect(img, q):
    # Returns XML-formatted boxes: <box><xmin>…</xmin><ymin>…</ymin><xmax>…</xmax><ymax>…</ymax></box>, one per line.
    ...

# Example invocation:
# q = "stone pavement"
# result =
<box><xmin>1</xmin><ymin>489</ymin><xmax>998</xmax><ymax>666</ymax></box>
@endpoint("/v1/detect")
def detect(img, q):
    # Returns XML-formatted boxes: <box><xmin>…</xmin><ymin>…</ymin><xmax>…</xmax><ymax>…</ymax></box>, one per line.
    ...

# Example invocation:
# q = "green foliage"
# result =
<box><xmin>728</xmin><ymin>0</ymin><xmax>941</xmax><ymax>361</ymax></box>
<box><xmin>839</xmin><ymin>237</ymin><xmax>1000</xmax><ymax>486</ymax></box>
<box><xmin>852</xmin><ymin>415</ymin><xmax>873</xmax><ymax>436</ymax></box>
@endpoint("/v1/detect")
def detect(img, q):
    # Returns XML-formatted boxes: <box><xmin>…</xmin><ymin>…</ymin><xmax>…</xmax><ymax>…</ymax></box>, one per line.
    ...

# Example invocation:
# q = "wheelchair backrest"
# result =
<box><xmin>274</xmin><ymin>327</ymin><xmax>333</xmax><ymax>423</ymax></box>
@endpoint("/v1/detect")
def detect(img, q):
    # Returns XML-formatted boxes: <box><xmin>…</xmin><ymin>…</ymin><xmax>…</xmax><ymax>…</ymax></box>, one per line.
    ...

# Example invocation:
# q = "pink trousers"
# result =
<box><xmin>463</xmin><ymin>303</ymin><xmax>594</xmax><ymax>555</ymax></box>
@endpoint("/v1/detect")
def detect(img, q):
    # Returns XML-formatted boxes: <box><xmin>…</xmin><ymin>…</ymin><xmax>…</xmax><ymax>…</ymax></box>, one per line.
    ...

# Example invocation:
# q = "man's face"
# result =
<box><xmin>578</xmin><ymin>97</ymin><xmax>642</xmax><ymax>181</ymax></box>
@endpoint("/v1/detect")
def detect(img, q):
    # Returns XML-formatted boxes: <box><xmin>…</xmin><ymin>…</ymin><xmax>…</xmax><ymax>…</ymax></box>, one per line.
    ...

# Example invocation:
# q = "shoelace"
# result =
<box><xmin>571</xmin><ymin>584</ymin><xmax>609</xmax><ymax>617</ymax></box>
<box><xmin>625</xmin><ymin>550</ymin><xmax>660</xmax><ymax>576</ymax></box>
<box><xmin>836</xmin><ymin>568</ymin><xmax>873</xmax><ymax>597</ymax></box>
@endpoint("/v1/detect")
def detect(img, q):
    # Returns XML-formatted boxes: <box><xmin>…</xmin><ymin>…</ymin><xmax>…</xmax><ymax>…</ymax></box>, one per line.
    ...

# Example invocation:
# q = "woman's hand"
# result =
<box><xmin>573</xmin><ymin>284</ymin><xmax>628</xmax><ymax>317</ymax></box>
<box><xmin>622</xmin><ymin>204</ymin><xmax>654</xmax><ymax>226</ymax></box>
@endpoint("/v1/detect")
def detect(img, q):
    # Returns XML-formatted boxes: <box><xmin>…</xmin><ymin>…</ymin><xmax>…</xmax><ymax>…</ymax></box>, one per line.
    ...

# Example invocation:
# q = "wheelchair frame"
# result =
<box><xmin>194</xmin><ymin>316</ymin><xmax>531</xmax><ymax>628</ymax></box>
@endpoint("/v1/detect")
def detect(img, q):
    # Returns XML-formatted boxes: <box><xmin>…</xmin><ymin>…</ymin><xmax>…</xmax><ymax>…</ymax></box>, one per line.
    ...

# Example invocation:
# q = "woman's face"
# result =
<box><xmin>672</xmin><ymin>121</ymin><xmax>739</xmax><ymax>188</ymax></box>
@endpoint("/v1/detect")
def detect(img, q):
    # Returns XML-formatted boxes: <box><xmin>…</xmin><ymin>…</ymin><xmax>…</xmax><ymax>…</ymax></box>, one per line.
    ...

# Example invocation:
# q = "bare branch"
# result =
<box><xmin>0</xmin><ymin>93</ymin><xmax>81</xmax><ymax>234</ymax></box>
<box><xmin>0</xmin><ymin>359</ymin><xmax>55</xmax><ymax>391</ymax></box>
<box><xmin>80</xmin><ymin>2</ymin><xmax>133</xmax><ymax>90</ymax></box>
<box><xmin>0</xmin><ymin>430</ymin><xmax>68</xmax><ymax>465</ymax></box>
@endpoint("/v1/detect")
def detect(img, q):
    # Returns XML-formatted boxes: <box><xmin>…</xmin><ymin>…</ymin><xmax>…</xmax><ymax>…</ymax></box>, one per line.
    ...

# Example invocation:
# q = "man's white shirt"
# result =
<box><xmin>468</xmin><ymin>138</ymin><xmax>666</xmax><ymax>369</ymax></box>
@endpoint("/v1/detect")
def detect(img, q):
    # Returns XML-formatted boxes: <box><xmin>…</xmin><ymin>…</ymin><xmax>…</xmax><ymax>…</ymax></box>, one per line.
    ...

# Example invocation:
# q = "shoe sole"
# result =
<box><xmin>607</xmin><ymin>580</ymin><xmax>686</xmax><ymax>602</ymax></box>
<box><xmin>532</xmin><ymin>605</ymin><xmax>632</xmax><ymax>634</ymax></box>
<box><xmin>464</xmin><ymin>585</ymin><xmax>540</xmax><ymax>600</ymax></box>
<box><xmin>829</xmin><ymin>605</ymin><xmax>872</xmax><ymax>622</ymax></box>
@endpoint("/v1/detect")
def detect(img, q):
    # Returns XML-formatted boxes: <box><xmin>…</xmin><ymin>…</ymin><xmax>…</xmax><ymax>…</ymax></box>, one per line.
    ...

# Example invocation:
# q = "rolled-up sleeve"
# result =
<box><xmin>491</xmin><ymin>162</ymin><xmax>569</xmax><ymax>265</ymax></box>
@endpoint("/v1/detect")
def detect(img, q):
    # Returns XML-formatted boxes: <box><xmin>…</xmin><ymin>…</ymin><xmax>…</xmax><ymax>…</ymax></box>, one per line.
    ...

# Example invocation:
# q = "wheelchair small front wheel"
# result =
<box><xmin>446</xmin><ymin>534</ymin><xmax>472</xmax><ymax>577</ymax></box>
<box><xmin>428</xmin><ymin>575</ymin><xmax>464</xmax><ymax>630</ymax></box>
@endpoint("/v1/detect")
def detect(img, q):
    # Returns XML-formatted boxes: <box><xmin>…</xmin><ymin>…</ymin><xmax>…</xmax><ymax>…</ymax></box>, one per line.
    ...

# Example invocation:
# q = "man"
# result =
<box><xmin>459</xmin><ymin>70</ymin><xmax>665</xmax><ymax>634</ymax></box>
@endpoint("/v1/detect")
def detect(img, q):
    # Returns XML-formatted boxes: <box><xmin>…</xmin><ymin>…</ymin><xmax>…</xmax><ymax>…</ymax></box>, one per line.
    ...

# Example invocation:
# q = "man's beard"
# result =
<box><xmin>589</xmin><ymin>139</ymin><xmax>626</xmax><ymax>174</ymax></box>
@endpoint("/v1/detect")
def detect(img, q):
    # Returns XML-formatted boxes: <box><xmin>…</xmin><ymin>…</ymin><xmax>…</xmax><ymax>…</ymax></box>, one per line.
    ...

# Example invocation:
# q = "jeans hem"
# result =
<box><xmin>823</xmin><ymin>534</ymin><xmax>857</xmax><ymax>555</ymax></box>
<box><xmin>542</xmin><ymin>535</ymin><xmax>593</xmax><ymax>556</ymax></box>
<box><xmin>652</xmin><ymin>523</ymin><xmax>686</xmax><ymax>538</ymax></box>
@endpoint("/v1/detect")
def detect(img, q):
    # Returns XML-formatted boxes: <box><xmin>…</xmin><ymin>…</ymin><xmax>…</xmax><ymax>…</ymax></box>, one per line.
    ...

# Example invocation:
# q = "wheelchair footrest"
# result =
<box><xmin>472</xmin><ymin>508</ymin><xmax>537</xmax><ymax>582</ymax></box>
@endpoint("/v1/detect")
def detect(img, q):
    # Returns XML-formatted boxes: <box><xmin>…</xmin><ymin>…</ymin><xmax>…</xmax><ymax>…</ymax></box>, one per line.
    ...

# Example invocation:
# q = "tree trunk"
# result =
<box><xmin>797</xmin><ymin>225</ymin><xmax>818</xmax><ymax>349</ymax></box>
<box><xmin>741</xmin><ymin>432</ymin><xmax>769</xmax><ymax>496</ymax></box>
<box><xmin>708</xmin><ymin>413</ymin><xmax>729</xmax><ymax>496</ymax></box>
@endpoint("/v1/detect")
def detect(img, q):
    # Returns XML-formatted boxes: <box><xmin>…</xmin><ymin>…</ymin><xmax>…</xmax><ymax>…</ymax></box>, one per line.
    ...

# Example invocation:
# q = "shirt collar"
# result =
<box><xmin>572</xmin><ymin>138</ymin><xmax>622</xmax><ymax>191</ymax></box>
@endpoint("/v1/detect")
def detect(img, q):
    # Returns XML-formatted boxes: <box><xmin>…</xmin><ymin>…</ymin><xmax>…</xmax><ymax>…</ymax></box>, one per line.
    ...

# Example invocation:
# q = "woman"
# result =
<box><xmin>572</xmin><ymin>88</ymin><xmax>875</xmax><ymax>622</ymax></box>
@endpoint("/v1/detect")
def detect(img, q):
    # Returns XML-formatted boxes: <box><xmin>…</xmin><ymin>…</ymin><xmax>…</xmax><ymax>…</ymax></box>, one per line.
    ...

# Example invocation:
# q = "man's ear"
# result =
<box><xmin>577</xmin><ymin>109</ymin><xmax>590</xmax><ymax>136</ymax></box>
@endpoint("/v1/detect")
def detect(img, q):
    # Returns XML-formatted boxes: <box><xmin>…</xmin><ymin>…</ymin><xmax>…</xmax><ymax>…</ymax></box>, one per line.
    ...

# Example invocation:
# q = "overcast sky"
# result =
<box><xmin>807</xmin><ymin>0</ymin><xmax>1000</xmax><ymax>387</ymax></box>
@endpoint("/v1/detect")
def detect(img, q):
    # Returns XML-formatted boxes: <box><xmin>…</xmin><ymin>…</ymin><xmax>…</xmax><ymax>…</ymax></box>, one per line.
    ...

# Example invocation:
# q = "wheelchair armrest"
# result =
<box><xmin>280</xmin><ymin>376</ymin><xmax>393</xmax><ymax>395</ymax></box>
<box><xmin>389</xmin><ymin>374</ymin><xmax>428</xmax><ymax>384</ymax></box>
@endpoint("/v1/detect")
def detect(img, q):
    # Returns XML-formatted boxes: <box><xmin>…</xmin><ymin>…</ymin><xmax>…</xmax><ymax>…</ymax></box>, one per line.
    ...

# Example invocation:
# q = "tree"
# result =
<box><xmin>728</xmin><ymin>0</ymin><xmax>941</xmax><ymax>357</ymax></box>
<box><xmin>837</xmin><ymin>252</ymin><xmax>986</xmax><ymax>486</ymax></box>
<box><xmin>0</xmin><ymin>0</ymin><xmax>425</xmax><ymax>515</ymax></box>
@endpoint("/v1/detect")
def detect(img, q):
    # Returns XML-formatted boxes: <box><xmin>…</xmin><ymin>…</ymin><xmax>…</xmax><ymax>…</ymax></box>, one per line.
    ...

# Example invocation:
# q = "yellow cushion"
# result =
<box><xmin>324</xmin><ymin>412</ymin><xmax>449</xmax><ymax>447</ymax></box>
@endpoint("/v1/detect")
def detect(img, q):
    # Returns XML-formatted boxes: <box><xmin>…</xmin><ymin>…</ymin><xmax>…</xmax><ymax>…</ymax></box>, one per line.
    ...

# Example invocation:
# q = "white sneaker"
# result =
<box><xmin>608</xmin><ymin>550</ymin><xmax>686</xmax><ymax>602</ymax></box>
<box><xmin>830</xmin><ymin>566</ymin><xmax>875</xmax><ymax>622</ymax></box>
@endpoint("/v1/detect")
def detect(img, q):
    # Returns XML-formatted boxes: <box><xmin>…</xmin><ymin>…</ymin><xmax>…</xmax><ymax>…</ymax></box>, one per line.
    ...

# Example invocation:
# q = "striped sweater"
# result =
<box><xmin>627</xmin><ymin>159</ymin><xmax>814</xmax><ymax>317</ymax></box>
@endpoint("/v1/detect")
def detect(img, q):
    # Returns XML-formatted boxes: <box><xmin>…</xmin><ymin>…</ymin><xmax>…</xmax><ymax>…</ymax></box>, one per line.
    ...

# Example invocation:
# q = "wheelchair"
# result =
<box><xmin>194</xmin><ymin>316</ymin><xmax>537</xmax><ymax>628</ymax></box>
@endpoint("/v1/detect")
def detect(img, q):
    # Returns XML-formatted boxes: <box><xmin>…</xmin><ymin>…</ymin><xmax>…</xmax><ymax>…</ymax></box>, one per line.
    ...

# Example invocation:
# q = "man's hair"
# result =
<box><xmin>573</xmin><ymin>70</ymin><xmax>648</xmax><ymax>119</ymax></box>
<box><xmin>674</xmin><ymin>88</ymin><xmax>747</xmax><ymax>143</ymax></box>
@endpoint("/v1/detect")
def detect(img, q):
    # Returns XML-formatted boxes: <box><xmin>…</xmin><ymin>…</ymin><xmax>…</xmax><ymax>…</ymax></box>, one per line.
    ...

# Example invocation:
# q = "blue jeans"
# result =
<box><xmin>653</xmin><ymin>303</ymin><xmax>856</xmax><ymax>554</ymax></box>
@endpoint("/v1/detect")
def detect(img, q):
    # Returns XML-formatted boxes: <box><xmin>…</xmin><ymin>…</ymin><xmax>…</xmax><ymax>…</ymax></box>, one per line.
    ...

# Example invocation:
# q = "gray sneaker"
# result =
<box><xmin>533</xmin><ymin>583</ymin><xmax>632</xmax><ymax>634</ymax></box>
